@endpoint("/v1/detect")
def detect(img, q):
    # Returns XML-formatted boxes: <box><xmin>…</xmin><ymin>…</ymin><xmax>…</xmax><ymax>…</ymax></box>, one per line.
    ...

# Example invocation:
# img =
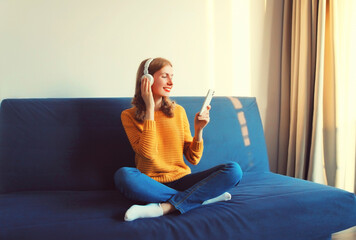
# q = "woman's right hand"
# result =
<box><xmin>141</xmin><ymin>77</ymin><xmax>155</xmax><ymax>119</ymax></box>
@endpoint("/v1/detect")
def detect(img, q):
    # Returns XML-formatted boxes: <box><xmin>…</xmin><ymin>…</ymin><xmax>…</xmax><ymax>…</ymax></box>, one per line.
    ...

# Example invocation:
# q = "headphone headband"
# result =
<box><xmin>143</xmin><ymin>58</ymin><xmax>154</xmax><ymax>75</ymax></box>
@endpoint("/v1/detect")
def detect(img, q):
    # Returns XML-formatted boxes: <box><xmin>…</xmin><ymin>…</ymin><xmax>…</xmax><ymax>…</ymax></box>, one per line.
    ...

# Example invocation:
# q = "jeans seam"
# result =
<box><xmin>174</xmin><ymin>169</ymin><xmax>224</xmax><ymax>207</ymax></box>
<box><xmin>169</xmin><ymin>199</ymin><xmax>185</xmax><ymax>213</ymax></box>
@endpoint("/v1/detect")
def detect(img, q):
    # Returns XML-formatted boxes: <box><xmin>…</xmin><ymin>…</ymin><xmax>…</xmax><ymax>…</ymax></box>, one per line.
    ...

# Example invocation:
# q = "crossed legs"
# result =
<box><xmin>114</xmin><ymin>162</ymin><xmax>243</xmax><ymax>221</ymax></box>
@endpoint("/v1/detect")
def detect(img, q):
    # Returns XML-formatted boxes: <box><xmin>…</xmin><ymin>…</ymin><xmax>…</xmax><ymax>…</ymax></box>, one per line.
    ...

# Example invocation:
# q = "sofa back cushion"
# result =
<box><xmin>0</xmin><ymin>97</ymin><xmax>269</xmax><ymax>193</ymax></box>
<box><xmin>176</xmin><ymin>97</ymin><xmax>269</xmax><ymax>174</ymax></box>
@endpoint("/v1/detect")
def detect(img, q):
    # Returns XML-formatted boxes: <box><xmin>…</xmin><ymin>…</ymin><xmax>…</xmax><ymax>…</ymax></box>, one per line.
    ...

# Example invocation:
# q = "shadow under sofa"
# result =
<box><xmin>0</xmin><ymin>97</ymin><xmax>355</xmax><ymax>240</ymax></box>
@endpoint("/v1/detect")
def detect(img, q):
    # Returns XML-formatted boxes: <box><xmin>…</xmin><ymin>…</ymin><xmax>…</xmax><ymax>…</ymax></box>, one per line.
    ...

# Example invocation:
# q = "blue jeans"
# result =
<box><xmin>114</xmin><ymin>162</ymin><xmax>243</xmax><ymax>213</ymax></box>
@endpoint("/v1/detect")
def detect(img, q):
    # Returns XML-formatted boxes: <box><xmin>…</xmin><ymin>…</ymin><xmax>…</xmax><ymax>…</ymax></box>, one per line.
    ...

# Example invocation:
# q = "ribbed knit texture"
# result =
<box><xmin>121</xmin><ymin>105</ymin><xmax>204</xmax><ymax>183</ymax></box>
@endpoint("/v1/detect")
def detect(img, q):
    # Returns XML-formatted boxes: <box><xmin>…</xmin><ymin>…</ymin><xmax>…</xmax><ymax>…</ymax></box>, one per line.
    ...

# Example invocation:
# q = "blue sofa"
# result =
<box><xmin>0</xmin><ymin>97</ymin><xmax>355</xmax><ymax>240</ymax></box>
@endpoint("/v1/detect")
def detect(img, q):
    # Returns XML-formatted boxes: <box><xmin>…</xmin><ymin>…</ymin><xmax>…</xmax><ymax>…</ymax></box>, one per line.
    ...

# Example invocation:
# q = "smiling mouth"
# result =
<box><xmin>163</xmin><ymin>87</ymin><xmax>172</xmax><ymax>92</ymax></box>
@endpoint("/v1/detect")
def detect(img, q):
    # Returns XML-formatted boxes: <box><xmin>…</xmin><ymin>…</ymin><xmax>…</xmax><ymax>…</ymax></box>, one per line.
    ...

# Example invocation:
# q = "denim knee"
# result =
<box><xmin>225</xmin><ymin>162</ymin><xmax>243</xmax><ymax>186</ymax></box>
<box><xmin>114</xmin><ymin>167</ymin><xmax>138</xmax><ymax>190</ymax></box>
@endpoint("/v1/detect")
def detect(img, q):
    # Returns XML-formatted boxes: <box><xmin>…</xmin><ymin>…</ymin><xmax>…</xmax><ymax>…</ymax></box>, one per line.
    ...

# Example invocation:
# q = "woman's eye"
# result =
<box><xmin>162</xmin><ymin>75</ymin><xmax>167</xmax><ymax>78</ymax></box>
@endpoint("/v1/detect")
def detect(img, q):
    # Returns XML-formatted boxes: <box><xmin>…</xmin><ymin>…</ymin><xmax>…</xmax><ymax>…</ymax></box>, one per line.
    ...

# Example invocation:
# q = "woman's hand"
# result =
<box><xmin>194</xmin><ymin>105</ymin><xmax>211</xmax><ymax>141</ymax></box>
<box><xmin>141</xmin><ymin>77</ymin><xmax>155</xmax><ymax>120</ymax></box>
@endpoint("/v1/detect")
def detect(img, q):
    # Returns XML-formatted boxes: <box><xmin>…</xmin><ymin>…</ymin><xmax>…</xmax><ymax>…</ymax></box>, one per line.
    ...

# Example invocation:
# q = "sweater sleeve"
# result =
<box><xmin>121</xmin><ymin>111</ymin><xmax>158</xmax><ymax>160</ymax></box>
<box><xmin>182</xmin><ymin>107</ymin><xmax>204</xmax><ymax>165</ymax></box>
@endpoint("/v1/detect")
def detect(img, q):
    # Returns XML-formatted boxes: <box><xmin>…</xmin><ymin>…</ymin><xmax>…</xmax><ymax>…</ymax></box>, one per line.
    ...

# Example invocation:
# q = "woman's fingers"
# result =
<box><xmin>145</xmin><ymin>77</ymin><xmax>150</xmax><ymax>92</ymax></box>
<box><xmin>141</xmin><ymin>77</ymin><xmax>146</xmax><ymax>93</ymax></box>
<box><xmin>201</xmin><ymin>105</ymin><xmax>211</xmax><ymax>118</ymax></box>
<box><xmin>141</xmin><ymin>77</ymin><xmax>154</xmax><ymax>111</ymax></box>
<box><xmin>141</xmin><ymin>77</ymin><xmax>151</xmax><ymax>94</ymax></box>
<box><xmin>143</xmin><ymin>77</ymin><xmax>147</xmax><ymax>92</ymax></box>
<box><xmin>197</xmin><ymin>113</ymin><xmax>210</xmax><ymax>122</ymax></box>
<box><xmin>197</xmin><ymin>105</ymin><xmax>211</xmax><ymax>124</ymax></box>
<box><xmin>198</xmin><ymin>115</ymin><xmax>210</xmax><ymax>122</ymax></box>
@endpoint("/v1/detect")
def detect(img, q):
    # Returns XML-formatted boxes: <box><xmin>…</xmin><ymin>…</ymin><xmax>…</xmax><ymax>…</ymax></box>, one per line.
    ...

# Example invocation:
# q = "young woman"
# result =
<box><xmin>115</xmin><ymin>57</ymin><xmax>243</xmax><ymax>221</ymax></box>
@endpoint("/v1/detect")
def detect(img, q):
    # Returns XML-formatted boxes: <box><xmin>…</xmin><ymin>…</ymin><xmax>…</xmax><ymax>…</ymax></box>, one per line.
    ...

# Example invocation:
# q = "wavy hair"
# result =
<box><xmin>132</xmin><ymin>58</ymin><xmax>176</xmax><ymax>122</ymax></box>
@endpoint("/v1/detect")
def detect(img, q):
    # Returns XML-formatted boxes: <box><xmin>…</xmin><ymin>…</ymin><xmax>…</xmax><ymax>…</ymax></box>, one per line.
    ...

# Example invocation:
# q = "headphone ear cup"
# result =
<box><xmin>141</xmin><ymin>74</ymin><xmax>154</xmax><ymax>86</ymax></box>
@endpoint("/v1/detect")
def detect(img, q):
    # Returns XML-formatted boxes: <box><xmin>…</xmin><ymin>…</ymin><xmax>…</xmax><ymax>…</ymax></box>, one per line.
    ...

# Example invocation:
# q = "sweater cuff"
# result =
<box><xmin>191</xmin><ymin>137</ymin><xmax>204</xmax><ymax>152</ymax></box>
<box><xmin>143</xmin><ymin>120</ymin><xmax>156</xmax><ymax>131</ymax></box>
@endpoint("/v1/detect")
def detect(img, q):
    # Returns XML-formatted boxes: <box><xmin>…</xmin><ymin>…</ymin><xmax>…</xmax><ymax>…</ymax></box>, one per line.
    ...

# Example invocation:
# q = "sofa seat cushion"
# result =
<box><xmin>1</xmin><ymin>172</ymin><xmax>355</xmax><ymax>240</ymax></box>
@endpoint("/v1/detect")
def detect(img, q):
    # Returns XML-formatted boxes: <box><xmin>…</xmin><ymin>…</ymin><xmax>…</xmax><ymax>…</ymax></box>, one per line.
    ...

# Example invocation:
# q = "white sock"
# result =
<box><xmin>202</xmin><ymin>192</ymin><xmax>232</xmax><ymax>205</ymax></box>
<box><xmin>124</xmin><ymin>203</ymin><xmax>164</xmax><ymax>221</ymax></box>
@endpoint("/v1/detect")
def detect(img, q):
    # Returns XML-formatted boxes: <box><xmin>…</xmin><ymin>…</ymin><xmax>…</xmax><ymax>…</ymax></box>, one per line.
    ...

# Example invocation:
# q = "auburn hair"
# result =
<box><xmin>132</xmin><ymin>57</ymin><xmax>176</xmax><ymax>122</ymax></box>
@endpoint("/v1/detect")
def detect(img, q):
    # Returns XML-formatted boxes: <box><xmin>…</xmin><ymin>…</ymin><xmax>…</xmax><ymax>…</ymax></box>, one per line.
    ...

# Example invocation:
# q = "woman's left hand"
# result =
<box><xmin>194</xmin><ymin>105</ymin><xmax>211</xmax><ymax>131</ymax></box>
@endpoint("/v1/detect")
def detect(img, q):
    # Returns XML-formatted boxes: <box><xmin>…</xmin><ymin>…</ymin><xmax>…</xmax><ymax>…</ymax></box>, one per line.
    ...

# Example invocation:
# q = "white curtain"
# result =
<box><xmin>278</xmin><ymin>0</ymin><xmax>356</xmax><ymax>193</ymax></box>
<box><xmin>309</xmin><ymin>0</ymin><xmax>356</xmax><ymax>193</ymax></box>
<box><xmin>332</xmin><ymin>0</ymin><xmax>356</xmax><ymax>193</ymax></box>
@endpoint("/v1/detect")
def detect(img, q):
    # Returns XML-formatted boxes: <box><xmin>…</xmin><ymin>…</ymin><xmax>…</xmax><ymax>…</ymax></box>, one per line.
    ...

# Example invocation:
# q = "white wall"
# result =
<box><xmin>0</xmin><ymin>0</ymin><xmax>283</xmax><ymax>172</ymax></box>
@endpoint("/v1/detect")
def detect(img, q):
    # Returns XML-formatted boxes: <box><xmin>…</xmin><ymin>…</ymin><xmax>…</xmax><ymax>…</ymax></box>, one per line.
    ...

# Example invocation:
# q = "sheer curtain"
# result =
<box><xmin>278</xmin><ymin>0</ymin><xmax>356</xmax><ymax>193</ymax></box>
<box><xmin>329</xmin><ymin>0</ymin><xmax>356</xmax><ymax>193</ymax></box>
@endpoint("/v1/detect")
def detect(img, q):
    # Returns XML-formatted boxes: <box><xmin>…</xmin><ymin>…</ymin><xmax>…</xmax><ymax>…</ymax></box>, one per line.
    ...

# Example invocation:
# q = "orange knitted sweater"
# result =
<box><xmin>121</xmin><ymin>104</ymin><xmax>204</xmax><ymax>183</ymax></box>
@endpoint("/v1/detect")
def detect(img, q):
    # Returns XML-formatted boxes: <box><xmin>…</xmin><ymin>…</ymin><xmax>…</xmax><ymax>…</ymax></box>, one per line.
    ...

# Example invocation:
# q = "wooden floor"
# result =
<box><xmin>332</xmin><ymin>226</ymin><xmax>356</xmax><ymax>240</ymax></box>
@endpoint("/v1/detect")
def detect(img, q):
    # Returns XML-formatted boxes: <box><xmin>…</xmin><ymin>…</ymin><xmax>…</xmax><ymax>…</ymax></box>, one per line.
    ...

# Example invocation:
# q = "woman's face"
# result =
<box><xmin>151</xmin><ymin>65</ymin><xmax>174</xmax><ymax>97</ymax></box>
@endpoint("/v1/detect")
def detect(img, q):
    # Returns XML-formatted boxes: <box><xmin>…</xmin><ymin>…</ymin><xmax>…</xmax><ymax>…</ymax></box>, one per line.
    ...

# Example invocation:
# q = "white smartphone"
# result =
<box><xmin>199</xmin><ymin>89</ymin><xmax>215</xmax><ymax>115</ymax></box>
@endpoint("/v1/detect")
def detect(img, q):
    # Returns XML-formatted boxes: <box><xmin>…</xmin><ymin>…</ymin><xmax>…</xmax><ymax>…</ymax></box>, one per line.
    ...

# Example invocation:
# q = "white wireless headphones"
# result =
<box><xmin>141</xmin><ymin>58</ymin><xmax>154</xmax><ymax>86</ymax></box>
